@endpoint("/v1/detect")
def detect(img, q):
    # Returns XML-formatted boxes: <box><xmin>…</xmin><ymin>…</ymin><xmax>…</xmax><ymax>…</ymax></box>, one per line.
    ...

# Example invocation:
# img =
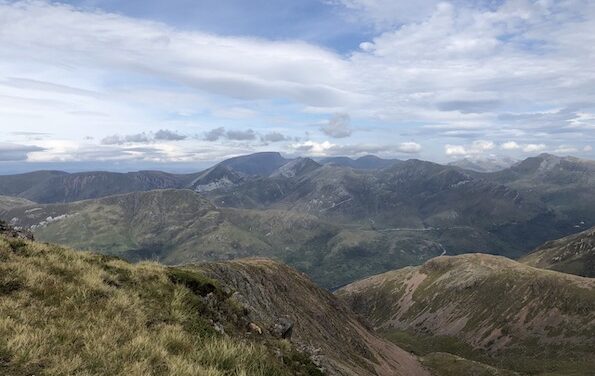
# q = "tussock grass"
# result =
<box><xmin>0</xmin><ymin>236</ymin><xmax>312</xmax><ymax>375</ymax></box>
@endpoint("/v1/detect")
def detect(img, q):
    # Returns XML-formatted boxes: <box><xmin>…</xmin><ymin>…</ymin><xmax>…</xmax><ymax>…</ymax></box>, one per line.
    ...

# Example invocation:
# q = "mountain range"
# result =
<box><xmin>0</xmin><ymin>152</ymin><xmax>594</xmax><ymax>375</ymax></box>
<box><xmin>2</xmin><ymin>152</ymin><xmax>593</xmax><ymax>288</ymax></box>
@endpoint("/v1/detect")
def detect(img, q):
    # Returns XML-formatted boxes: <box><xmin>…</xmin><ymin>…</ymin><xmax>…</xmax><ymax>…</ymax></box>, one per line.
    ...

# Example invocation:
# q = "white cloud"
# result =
<box><xmin>0</xmin><ymin>143</ymin><xmax>45</xmax><ymax>161</ymax></box>
<box><xmin>101</xmin><ymin>133</ymin><xmax>151</xmax><ymax>145</ymax></box>
<box><xmin>584</xmin><ymin>145</ymin><xmax>593</xmax><ymax>152</ymax></box>
<box><xmin>554</xmin><ymin>145</ymin><xmax>578</xmax><ymax>154</ymax></box>
<box><xmin>499</xmin><ymin>141</ymin><xmax>551</xmax><ymax>154</ymax></box>
<box><xmin>1</xmin><ymin>0</ymin><xmax>595</xmax><ymax>164</ymax></box>
<box><xmin>289</xmin><ymin>140</ymin><xmax>419</xmax><ymax>157</ymax></box>
<box><xmin>291</xmin><ymin>141</ymin><xmax>336</xmax><ymax>156</ymax></box>
<box><xmin>445</xmin><ymin>145</ymin><xmax>468</xmax><ymax>156</ymax></box>
<box><xmin>522</xmin><ymin>143</ymin><xmax>546</xmax><ymax>153</ymax></box>
<box><xmin>320</xmin><ymin>113</ymin><xmax>352</xmax><ymax>138</ymax></box>
<box><xmin>501</xmin><ymin>141</ymin><xmax>521</xmax><ymax>150</ymax></box>
<box><xmin>397</xmin><ymin>142</ymin><xmax>421</xmax><ymax>153</ymax></box>
<box><xmin>204</xmin><ymin>127</ymin><xmax>226</xmax><ymax>141</ymax></box>
<box><xmin>471</xmin><ymin>140</ymin><xmax>494</xmax><ymax>151</ymax></box>
<box><xmin>444</xmin><ymin>140</ymin><xmax>494</xmax><ymax>156</ymax></box>
<box><xmin>0</xmin><ymin>1</ymin><xmax>354</xmax><ymax>106</ymax></box>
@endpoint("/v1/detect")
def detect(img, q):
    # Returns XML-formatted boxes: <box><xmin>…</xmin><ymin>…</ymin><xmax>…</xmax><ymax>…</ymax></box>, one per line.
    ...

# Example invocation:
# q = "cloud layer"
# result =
<box><xmin>0</xmin><ymin>0</ymin><xmax>594</xmax><ymax>165</ymax></box>
<box><xmin>0</xmin><ymin>143</ymin><xmax>45</xmax><ymax>161</ymax></box>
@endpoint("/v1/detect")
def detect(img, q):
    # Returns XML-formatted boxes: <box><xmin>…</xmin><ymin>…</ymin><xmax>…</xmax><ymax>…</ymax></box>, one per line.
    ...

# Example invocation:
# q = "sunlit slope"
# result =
<box><xmin>337</xmin><ymin>254</ymin><xmax>595</xmax><ymax>375</ymax></box>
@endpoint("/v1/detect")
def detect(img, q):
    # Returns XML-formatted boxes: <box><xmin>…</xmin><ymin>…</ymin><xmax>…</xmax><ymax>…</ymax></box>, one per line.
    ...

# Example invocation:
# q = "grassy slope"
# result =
<box><xmin>337</xmin><ymin>254</ymin><xmax>595</xmax><ymax>375</ymax></box>
<box><xmin>0</xmin><ymin>234</ymin><xmax>323</xmax><ymax>376</ymax></box>
<box><xmin>0</xmin><ymin>195</ymin><xmax>34</xmax><ymax>211</ymax></box>
<box><xmin>421</xmin><ymin>353</ymin><xmax>518</xmax><ymax>376</ymax></box>
<box><xmin>521</xmin><ymin>226</ymin><xmax>594</xmax><ymax>277</ymax></box>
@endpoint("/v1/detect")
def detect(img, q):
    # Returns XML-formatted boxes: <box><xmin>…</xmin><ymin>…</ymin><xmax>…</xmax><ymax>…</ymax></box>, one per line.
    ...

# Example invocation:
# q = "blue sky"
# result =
<box><xmin>0</xmin><ymin>0</ymin><xmax>594</xmax><ymax>172</ymax></box>
<box><xmin>59</xmin><ymin>0</ymin><xmax>374</xmax><ymax>52</ymax></box>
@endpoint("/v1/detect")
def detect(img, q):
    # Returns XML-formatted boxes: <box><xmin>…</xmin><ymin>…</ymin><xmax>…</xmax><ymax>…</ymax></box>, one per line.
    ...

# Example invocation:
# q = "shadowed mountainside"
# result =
<box><xmin>479</xmin><ymin>153</ymin><xmax>595</xmax><ymax>225</ymax></box>
<box><xmin>521</xmin><ymin>226</ymin><xmax>595</xmax><ymax>277</ymax></box>
<box><xmin>1</xmin><ymin>189</ymin><xmax>446</xmax><ymax>288</ymax></box>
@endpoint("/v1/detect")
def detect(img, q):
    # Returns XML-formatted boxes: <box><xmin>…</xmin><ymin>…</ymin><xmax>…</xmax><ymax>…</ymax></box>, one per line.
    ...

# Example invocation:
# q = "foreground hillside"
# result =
<box><xmin>0</xmin><ymin>235</ymin><xmax>315</xmax><ymax>375</ymax></box>
<box><xmin>0</xmin><ymin>225</ymin><xmax>429</xmax><ymax>376</ymax></box>
<box><xmin>521</xmin><ymin>226</ymin><xmax>594</xmax><ymax>277</ymax></box>
<box><xmin>337</xmin><ymin>254</ymin><xmax>595</xmax><ymax>375</ymax></box>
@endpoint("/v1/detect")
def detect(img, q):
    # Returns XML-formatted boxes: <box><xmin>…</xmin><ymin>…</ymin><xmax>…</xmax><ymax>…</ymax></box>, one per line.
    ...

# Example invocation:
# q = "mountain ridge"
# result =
<box><xmin>521</xmin><ymin>225</ymin><xmax>595</xmax><ymax>277</ymax></box>
<box><xmin>336</xmin><ymin>252</ymin><xmax>595</xmax><ymax>375</ymax></box>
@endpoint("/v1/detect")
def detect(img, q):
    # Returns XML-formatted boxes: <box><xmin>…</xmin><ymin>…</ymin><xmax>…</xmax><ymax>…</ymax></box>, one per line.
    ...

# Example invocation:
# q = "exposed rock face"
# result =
<box><xmin>270</xmin><ymin>158</ymin><xmax>321</xmax><ymax>178</ymax></box>
<box><xmin>272</xmin><ymin>317</ymin><xmax>294</xmax><ymax>339</ymax></box>
<box><xmin>188</xmin><ymin>164</ymin><xmax>245</xmax><ymax>192</ymax></box>
<box><xmin>195</xmin><ymin>258</ymin><xmax>430</xmax><ymax>376</ymax></box>
<box><xmin>0</xmin><ymin>220</ymin><xmax>33</xmax><ymax>240</ymax></box>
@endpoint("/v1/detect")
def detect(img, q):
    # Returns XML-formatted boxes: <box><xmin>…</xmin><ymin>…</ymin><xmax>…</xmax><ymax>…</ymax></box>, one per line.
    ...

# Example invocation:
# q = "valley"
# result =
<box><xmin>1</xmin><ymin>152</ymin><xmax>594</xmax><ymax>375</ymax></box>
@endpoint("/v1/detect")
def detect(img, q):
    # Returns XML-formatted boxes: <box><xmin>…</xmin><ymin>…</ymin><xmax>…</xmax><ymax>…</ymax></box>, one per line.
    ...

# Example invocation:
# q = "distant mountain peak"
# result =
<box><xmin>449</xmin><ymin>156</ymin><xmax>518</xmax><ymax>172</ymax></box>
<box><xmin>270</xmin><ymin>157</ymin><xmax>320</xmax><ymax>178</ymax></box>
<box><xmin>189</xmin><ymin>164</ymin><xmax>245</xmax><ymax>192</ymax></box>
<box><xmin>218</xmin><ymin>152</ymin><xmax>289</xmax><ymax>176</ymax></box>
<box><xmin>319</xmin><ymin>155</ymin><xmax>400</xmax><ymax>170</ymax></box>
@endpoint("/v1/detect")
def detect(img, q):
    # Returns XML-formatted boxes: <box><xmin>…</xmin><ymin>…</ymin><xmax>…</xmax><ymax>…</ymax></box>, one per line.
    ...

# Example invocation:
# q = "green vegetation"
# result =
<box><xmin>420</xmin><ymin>352</ymin><xmax>518</xmax><ymax>376</ymax></box>
<box><xmin>338</xmin><ymin>254</ymin><xmax>595</xmax><ymax>375</ymax></box>
<box><xmin>2</xmin><ymin>189</ymin><xmax>450</xmax><ymax>288</ymax></box>
<box><xmin>5</xmin><ymin>152</ymin><xmax>593</xmax><ymax>289</ymax></box>
<box><xmin>521</xmin><ymin>226</ymin><xmax>594</xmax><ymax>278</ymax></box>
<box><xmin>381</xmin><ymin>330</ymin><xmax>481</xmax><ymax>361</ymax></box>
<box><xmin>0</xmin><ymin>234</ymin><xmax>321</xmax><ymax>375</ymax></box>
<box><xmin>0</xmin><ymin>195</ymin><xmax>34</xmax><ymax>211</ymax></box>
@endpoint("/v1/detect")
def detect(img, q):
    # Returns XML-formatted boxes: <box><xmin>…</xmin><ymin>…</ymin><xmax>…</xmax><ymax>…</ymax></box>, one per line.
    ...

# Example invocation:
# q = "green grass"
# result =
<box><xmin>381</xmin><ymin>329</ymin><xmax>481</xmax><ymax>360</ymax></box>
<box><xmin>421</xmin><ymin>352</ymin><xmax>518</xmax><ymax>376</ymax></box>
<box><xmin>0</xmin><ymin>235</ymin><xmax>321</xmax><ymax>376</ymax></box>
<box><xmin>381</xmin><ymin>326</ymin><xmax>595</xmax><ymax>375</ymax></box>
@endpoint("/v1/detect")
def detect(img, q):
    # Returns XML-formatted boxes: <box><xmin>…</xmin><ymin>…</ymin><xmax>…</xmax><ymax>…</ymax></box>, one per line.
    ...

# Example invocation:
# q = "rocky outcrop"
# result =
<box><xmin>195</xmin><ymin>258</ymin><xmax>430</xmax><ymax>376</ymax></box>
<box><xmin>0</xmin><ymin>220</ymin><xmax>33</xmax><ymax>240</ymax></box>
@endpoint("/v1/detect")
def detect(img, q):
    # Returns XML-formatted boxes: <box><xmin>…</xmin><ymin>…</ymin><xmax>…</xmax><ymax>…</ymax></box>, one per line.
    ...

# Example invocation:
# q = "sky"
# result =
<box><xmin>0</xmin><ymin>0</ymin><xmax>594</xmax><ymax>173</ymax></box>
